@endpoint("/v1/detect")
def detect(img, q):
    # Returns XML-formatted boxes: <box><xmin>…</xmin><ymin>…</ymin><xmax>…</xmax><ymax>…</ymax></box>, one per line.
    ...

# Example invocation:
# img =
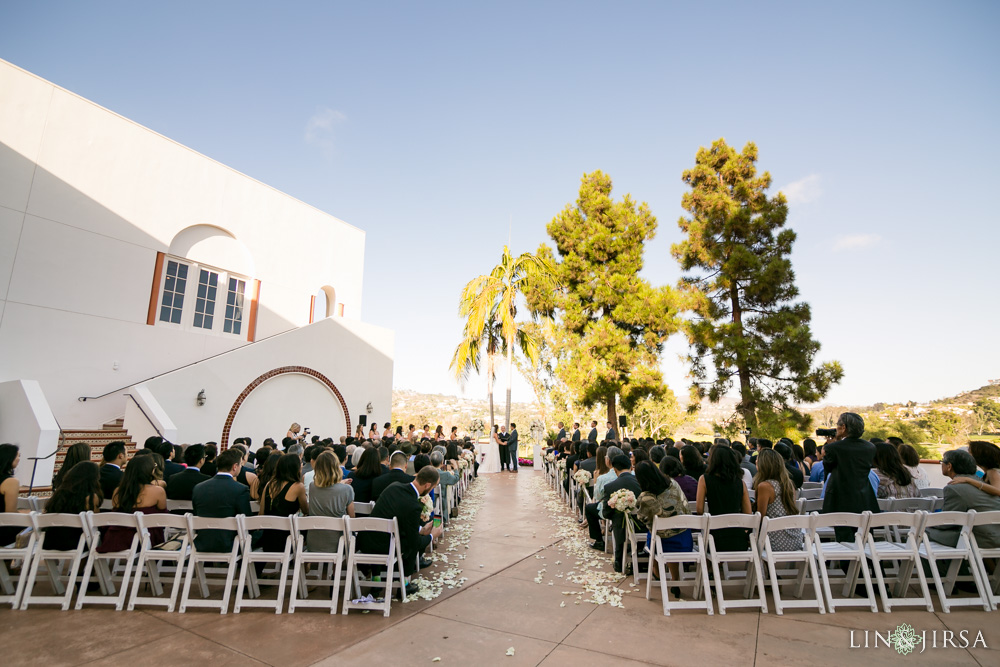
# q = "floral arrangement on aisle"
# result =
<box><xmin>419</xmin><ymin>494</ymin><xmax>433</xmax><ymax>522</ymax></box>
<box><xmin>457</xmin><ymin>458</ymin><xmax>469</xmax><ymax>470</ymax></box>
<box><xmin>556</xmin><ymin>458</ymin><xmax>567</xmax><ymax>471</ymax></box>
<box><xmin>461</xmin><ymin>449</ymin><xmax>476</xmax><ymax>463</ymax></box>
<box><xmin>517</xmin><ymin>457</ymin><xmax>534</xmax><ymax>467</ymax></box>
<box><xmin>573</xmin><ymin>469</ymin><xmax>592</xmax><ymax>486</ymax></box>
<box><xmin>545</xmin><ymin>452</ymin><xmax>556</xmax><ymax>463</ymax></box>
<box><xmin>607</xmin><ymin>489</ymin><xmax>637</xmax><ymax>513</ymax></box>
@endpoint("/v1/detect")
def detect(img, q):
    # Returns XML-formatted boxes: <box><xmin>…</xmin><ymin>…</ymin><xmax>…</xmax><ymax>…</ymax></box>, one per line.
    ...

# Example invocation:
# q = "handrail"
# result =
<box><xmin>124</xmin><ymin>392</ymin><xmax>163</xmax><ymax>439</ymax></box>
<box><xmin>27</xmin><ymin>416</ymin><xmax>64</xmax><ymax>495</ymax></box>
<box><xmin>76</xmin><ymin>328</ymin><xmax>290</xmax><ymax>401</ymax></box>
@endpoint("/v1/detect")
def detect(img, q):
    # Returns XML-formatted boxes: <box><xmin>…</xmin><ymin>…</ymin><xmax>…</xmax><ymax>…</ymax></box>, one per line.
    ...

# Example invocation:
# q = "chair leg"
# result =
<box><xmin>234</xmin><ymin>554</ymin><xmax>251</xmax><ymax>613</ymax></box>
<box><xmin>711</xmin><ymin>552</ymin><xmax>726</xmax><ymax>615</ymax></box>
<box><xmin>331</xmin><ymin>557</ymin><xmax>343</xmax><ymax>614</ymax></box>
<box><xmin>767</xmin><ymin>557</ymin><xmax>783</xmax><ymax>615</ymax></box>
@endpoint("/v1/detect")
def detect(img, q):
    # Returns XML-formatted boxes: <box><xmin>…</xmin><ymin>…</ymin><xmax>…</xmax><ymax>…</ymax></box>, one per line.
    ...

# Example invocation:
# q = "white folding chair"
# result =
<box><xmin>76</xmin><ymin>511</ymin><xmax>141</xmax><ymax>610</ymax></box>
<box><xmin>353</xmin><ymin>501</ymin><xmax>374</xmax><ymax>516</ymax></box>
<box><xmin>802</xmin><ymin>482</ymin><xmax>823</xmax><ymax>490</ymax></box>
<box><xmin>920</xmin><ymin>487</ymin><xmax>944</xmax><ymax>498</ymax></box>
<box><xmin>706</xmin><ymin>513</ymin><xmax>768</xmax><ymax>614</ymax></box>
<box><xmin>234</xmin><ymin>514</ymin><xmax>293</xmax><ymax>613</ymax></box>
<box><xmin>20</xmin><ymin>512</ymin><xmax>88</xmax><ymax>610</ymax></box>
<box><xmin>179</xmin><ymin>515</ymin><xmax>242</xmax><ymax>613</ymax></box>
<box><xmin>759</xmin><ymin>514</ymin><xmax>825</xmax><ymax>614</ymax></box>
<box><xmin>16</xmin><ymin>497</ymin><xmax>39</xmax><ymax>512</ymax></box>
<box><xmin>127</xmin><ymin>512</ymin><xmax>190</xmax><ymax>611</ymax></box>
<box><xmin>811</xmin><ymin>511</ymin><xmax>878</xmax><ymax>613</ymax></box>
<box><xmin>166</xmin><ymin>499</ymin><xmax>193</xmax><ymax>513</ymax></box>
<box><xmin>289</xmin><ymin>515</ymin><xmax>346</xmax><ymax>613</ymax></box>
<box><xmin>876</xmin><ymin>499</ymin><xmax>893</xmax><ymax>512</ymax></box>
<box><xmin>918</xmin><ymin>510</ymin><xmax>991</xmax><ymax>612</ymax></box>
<box><xmin>624</xmin><ymin>515</ymin><xmax>648</xmax><ymax>585</ymax></box>
<box><xmin>341</xmin><ymin>516</ymin><xmax>407</xmax><ymax>617</ymax></box>
<box><xmin>645</xmin><ymin>514</ymin><xmax>712</xmax><ymax>616</ymax></box>
<box><xmin>863</xmin><ymin>511</ymin><xmax>933</xmax><ymax>612</ymax></box>
<box><xmin>889</xmin><ymin>497</ymin><xmax>935</xmax><ymax>513</ymax></box>
<box><xmin>0</xmin><ymin>513</ymin><xmax>36</xmax><ymax>609</ymax></box>
<box><xmin>968</xmin><ymin>510</ymin><xmax>1000</xmax><ymax>610</ymax></box>
<box><xmin>799</xmin><ymin>488</ymin><xmax>822</xmax><ymax>500</ymax></box>
<box><xmin>800</xmin><ymin>498</ymin><xmax>824</xmax><ymax>514</ymax></box>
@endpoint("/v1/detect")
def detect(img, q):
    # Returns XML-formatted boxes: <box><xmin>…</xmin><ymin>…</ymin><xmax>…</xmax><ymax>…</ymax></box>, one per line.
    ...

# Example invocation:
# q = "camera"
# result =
<box><xmin>739</xmin><ymin>429</ymin><xmax>751</xmax><ymax>436</ymax></box>
<box><xmin>816</xmin><ymin>428</ymin><xmax>837</xmax><ymax>438</ymax></box>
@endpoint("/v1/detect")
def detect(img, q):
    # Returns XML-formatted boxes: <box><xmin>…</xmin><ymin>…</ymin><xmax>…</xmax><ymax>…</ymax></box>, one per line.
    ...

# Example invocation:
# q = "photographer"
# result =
<box><xmin>820</xmin><ymin>412</ymin><xmax>880</xmax><ymax>540</ymax></box>
<box><xmin>286</xmin><ymin>422</ymin><xmax>308</xmax><ymax>443</ymax></box>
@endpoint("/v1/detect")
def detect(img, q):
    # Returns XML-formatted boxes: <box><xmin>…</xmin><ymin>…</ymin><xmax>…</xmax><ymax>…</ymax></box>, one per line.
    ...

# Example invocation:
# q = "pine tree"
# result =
<box><xmin>673</xmin><ymin>139</ymin><xmax>843</xmax><ymax>434</ymax></box>
<box><xmin>527</xmin><ymin>170</ymin><xmax>683</xmax><ymax>428</ymax></box>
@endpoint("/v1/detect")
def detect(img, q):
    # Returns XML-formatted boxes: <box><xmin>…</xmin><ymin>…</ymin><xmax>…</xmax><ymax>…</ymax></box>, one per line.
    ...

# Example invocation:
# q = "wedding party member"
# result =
<box><xmin>636</xmin><ymin>460</ymin><xmax>691</xmax><ymax>593</ymax></box>
<box><xmin>100</xmin><ymin>455</ymin><xmax>167</xmax><ymax>552</ymax></box>
<box><xmin>43</xmin><ymin>461</ymin><xmax>102</xmax><ymax>550</ymax></box>
<box><xmin>372</xmin><ymin>451</ymin><xmax>414</xmax><ymax>501</ymax></box>
<box><xmin>166</xmin><ymin>444</ymin><xmax>211</xmax><ymax>500</ymax></box>
<box><xmin>496</xmin><ymin>425</ymin><xmax>510</xmax><ymax>472</ymax></box>
<box><xmin>53</xmin><ymin>442</ymin><xmax>90</xmax><ymax>492</ymax></box>
<box><xmin>821</xmin><ymin>412</ymin><xmax>880</xmax><ymax>541</ymax></box>
<box><xmin>602</xmin><ymin>454</ymin><xmax>642</xmax><ymax>573</ymax></box>
<box><xmin>0</xmin><ymin>444</ymin><xmax>22</xmax><ymax>546</ymax></box>
<box><xmin>99</xmin><ymin>441</ymin><xmax>127</xmax><ymax>500</ymax></box>
<box><xmin>697</xmin><ymin>445</ymin><xmax>752</xmax><ymax>551</ymax></box>
<box><xmin>926</xmin><ymin>449</ymin><xmax>1000</xmax><ymax>548</ymax></box>
<box><xmin>752</xmin><ymin>450</ymin><xmax>803</xmax><ymax>551</ymax></box>
<box><xmin>307</xmin><ymin>452</ymin><xmax>355</xmax><ymax>552</ymax></box>
<box><xmin>191</xmin><ymin>449</ymin><xmax>252</xmax><ymax>552</ymax></box>
<box><xmin>346</xmin><ymin>447</ymin><xmax>384</xmax><ymax>503</ymax></box>
<box><xmin>873</xmin><ymin>442</ymin><xmax>920</xmax><ymax>499</ymax></box>
<box><xmin>572</xmin><ymin>422</ymin><xmax>581</xmax><ymax>442</ymax></box>
<box><xmin>605</xmin><ymin>421</ymin><xmax>618</xmax><ymax>442</ymax></box>
<box><xmin>588</xmin><ymin>421</ymin><xmax>598</xmax><ymax>443</ymax></box>
<box><xmin>507</xmin><ymin>423</ymin><xmax>519</xmax><ymax>473</ymax></box>
<box><xmin>556</xmin><ymin>421</ymin><xmax>567</xmax><ymax>443</ymax></box>
<box><xmin>897</xmin><ymin>443</ymin><xmax>930</xmax><ymax>489</ymax></box>
<box><xmin>948</xmin><ymin>440</ymin><xmax>1000</xmax><ymax>497</ymax></box>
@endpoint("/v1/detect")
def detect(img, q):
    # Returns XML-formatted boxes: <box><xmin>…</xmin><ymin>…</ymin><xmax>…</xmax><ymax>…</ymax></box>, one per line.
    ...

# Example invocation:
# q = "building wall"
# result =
<box><xmin>0</xmin><ymin>379</ymin><xmax>60</xmax><ymax>487</ymax></box>
<box><xmin>0</xmin><ymin>59</ymin><xmax>368</xmax><ymax>428</ymax></box>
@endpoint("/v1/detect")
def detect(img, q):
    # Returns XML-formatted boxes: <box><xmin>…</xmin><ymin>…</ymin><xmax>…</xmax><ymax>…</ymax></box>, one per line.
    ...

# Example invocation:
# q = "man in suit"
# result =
<box><xmin>926</xmin><ymin>449</ymin><xmax>1000</xmax><ymax>548</ymax></box>
<box><xmin>605</xmin><ymin>421</ymin><xmax>618</xmax><ymax>442</ymax></box>
<box><xmin>821</xmin><ymin>412</ymin><xmax>880</xmax><ymax>541</ymax></box>
<box><xmin>498</xmin><ymin>425</ymin><xmax>510</xmax><ymax>471</ymax></box>
<box><xmin>191</xmin><ymin>449</ymin><xmax>252</xmax><ymax>552</ymax></box>
<box><xmin>155</xmin><ymin>440</ymin><xmax>185</xmax><ymax>480</ymax></box>
<box><xmin>372</xmin><ymin>451</ymin><xmax>415</xmax><ymax>501</ymax></box>
<box><xmin>507</xmin><ymin>423</ymin><xmax>519</xmax><ymax>473</ymax></box>
<box><xmin>99</xmin><ymin>441</ymin><xmax>127</xmax><ymax>500</ymax></box>
<box><xmin>587</xmin><ymin>420</ymin><xmax>598</xmax><ymax>443</ymax></box>
<box><xmin>572</xmin><ymin>422</ymin><xmax>581</xmax><ymax>443</ymax></box>
<box><xmin>556</xmin><ymin>422</ymin><xmax>567</xmax><ymax>444</ymax></box>
<box><xmin>167</xmin><ymin>444</ymin><xmax>211</xmax><ymax>501</ymax></box>
<box><xmin>357</xmin><ymin>466</ymin><xmax>444</xmax><ymax>594</ymax></box>
<box><xmin>601</xmin><ymin>454</ymin><xmax>643</xmax><ymax>573</ymax></box>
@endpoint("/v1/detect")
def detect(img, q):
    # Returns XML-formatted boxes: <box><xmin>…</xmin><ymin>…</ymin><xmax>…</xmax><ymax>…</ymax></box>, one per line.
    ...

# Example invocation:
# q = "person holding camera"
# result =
<box><xmin>820</xmin><ymin>412</ymin><xmax>880</xmax><ymax>541</ymax></box>
<box><xmin>287</xmin><ymin>422</ymin><xmax>307</xmax><ymax>443</ymax></box>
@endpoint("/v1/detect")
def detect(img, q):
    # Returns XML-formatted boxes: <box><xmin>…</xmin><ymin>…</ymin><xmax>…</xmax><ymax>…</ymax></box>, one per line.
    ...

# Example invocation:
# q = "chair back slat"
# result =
<box><xmin>136</xmin><ymin>513</ymin><xmax>189</xmax><ymax>529</ymax></box>
<box><xmin>761</xmin><ymin>514</ymin><xmax>811</xmax><ymax>532</ymax></box>
<box><xmin>812</xmin><ymin>512</ymin><xmax>868</xmax><ymax>529</ymax></box>
<box><xmin>241</xmin><ymin>515</ymin><xmax>294</xmax><ymax>531</ymax></box>
<box><xmin>650</xmin><ymin>514</ymin><xmax>705</xmax><ymax>533</ymax></box>
<box><xmin>706</xmin><ymin>513</ymin><xmax>761</xmax><ymax>531</ymax></box>
<box><xmin>920</xmin><ymin>510</ymin><xmax>972</xmax><ymax>529</ymax></box>
<box><xmin>294</xmin><ymin>515</ymin><xmax>346</xmax><ymax>532</ymax></box>
<box><xmin>0</xmin><ymin>513</ymin><xmax>34</xmax><ymax>528</ymax></box>
<box><xmin>889</xmin><ymin>498</ymin><xmax>935</xmax><ymax>513</ymax></box>
<box><xmin>187</xmin><ymin>516</ymin><xmax>239</xmax><ymax>531</ymax></box>
<box><xmin>32</xmin><ymin>512</ymin><xmax>86</xmax><ymax>529</ymax></box>
<box><xmin>971</xmin><ymin>510</ymin><xmax>1000</xmax><ymax>527</ymax></box>
<box><xmin>919</xmin><ymin>487</ymin><xmax>943</xmax><ymax>498</ymax></box>
<box><xmin>86</xmin><ymin>511</ymin><xmax>140</xmax><ymax>529</ymax></box>
<box><xmin>347</xmin><ymin>517</ymin><xmax>395</xmax><ymax>533</ymax></box>
<box><xmin>865</xmin><ymin>510</ymin><xmax>922</xmax><ymax>529</ymax></box>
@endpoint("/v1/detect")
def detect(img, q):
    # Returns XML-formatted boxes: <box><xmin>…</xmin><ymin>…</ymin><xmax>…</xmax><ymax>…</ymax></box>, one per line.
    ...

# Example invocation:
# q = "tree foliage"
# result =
<box><xmin>672</xmin><ymin>138</ymin><xmax>843</xmax><ymax>432</ymax></box>
<box><xmin>526</xmin><ymin>170</ymin><xmax>684</xmax><ymax>426</ymax></box>
<box><xmin>626</xmin><ymin>390</ymin><xmax>691</xmax><ymax>440</ymax></box>
<box><xmin>972</xmin><ymin>399</ymin><xmax>1000</xmax><ymax>434</ymax></box>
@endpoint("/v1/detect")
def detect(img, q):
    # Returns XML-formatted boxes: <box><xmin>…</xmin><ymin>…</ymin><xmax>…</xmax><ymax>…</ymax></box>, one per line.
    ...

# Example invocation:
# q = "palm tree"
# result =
<box><xmin>453</xmin><ymin>245</ymin><xmax>553</xmax><ymax>433</ymax></box>
<box><xmin>450</xmin><ymin>314</ymin><xmax>505</xmax><ymax>431</ymax></box>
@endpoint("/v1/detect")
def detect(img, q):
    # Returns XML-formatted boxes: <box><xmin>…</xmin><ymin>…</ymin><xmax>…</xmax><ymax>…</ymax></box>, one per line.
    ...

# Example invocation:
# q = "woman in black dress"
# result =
<box><xmin>259</xmin><ymin>453</ymin><xmax>308</xmax><ymax>553</ymax></box>
<box><xmin>346</xmin><ymin>448</ymin><xmax>383</xmax><ymax>504</ymax></box>
<box><xmin>0</xmin><ymin>444</ymin><xmax>23</xmax><ymax>546</ymax></box>
<box><xmin>43</xmin><ymin>461</ymin><xmax>103</xmax><ymax>550</ymax></box>
<box><xmin>696</xmin><ymin>445</ymin><xmax>752</xmax><ymax>551</ymax></box>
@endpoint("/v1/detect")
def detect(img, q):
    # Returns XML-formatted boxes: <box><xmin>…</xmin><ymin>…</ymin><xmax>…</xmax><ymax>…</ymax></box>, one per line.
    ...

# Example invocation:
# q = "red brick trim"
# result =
<box><xmin>147</xmin><ymin>251</ymin><xmax>165</xmax><ymax>325</ymax></box>
<box><xmin>220</xmin><ymin>365</ymin><xmax>351</xmax><ymax>449</ymax></box>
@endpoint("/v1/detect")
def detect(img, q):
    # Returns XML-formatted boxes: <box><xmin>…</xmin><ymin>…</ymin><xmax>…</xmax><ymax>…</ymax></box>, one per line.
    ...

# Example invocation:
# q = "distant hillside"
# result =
<box><xmin>932</xmin><ymin>383</ymin><xmax>1000</xmax><ymax>406</ymax></box>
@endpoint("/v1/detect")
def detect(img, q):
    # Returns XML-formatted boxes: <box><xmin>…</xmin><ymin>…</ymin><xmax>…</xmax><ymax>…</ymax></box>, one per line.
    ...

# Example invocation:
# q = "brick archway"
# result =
<box><xmin>220</xmin><ymin>365</ymin><xmax>351</xmax><ymax>449</ymax></box>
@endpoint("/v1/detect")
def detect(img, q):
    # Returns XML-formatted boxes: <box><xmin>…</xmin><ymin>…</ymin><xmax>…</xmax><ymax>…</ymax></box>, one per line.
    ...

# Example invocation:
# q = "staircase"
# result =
<box><xmin>21</xmin><ymin>418</ymin><xmax>137</xmax><ymax>496</ymax></box>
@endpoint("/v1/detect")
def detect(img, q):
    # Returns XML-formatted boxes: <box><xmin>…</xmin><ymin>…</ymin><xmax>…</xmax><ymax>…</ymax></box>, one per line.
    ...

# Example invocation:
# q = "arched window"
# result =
<box><xmin>310</xmin><ymin>285</ymin><xmax>337</xmax><ymax>322</ymax></box>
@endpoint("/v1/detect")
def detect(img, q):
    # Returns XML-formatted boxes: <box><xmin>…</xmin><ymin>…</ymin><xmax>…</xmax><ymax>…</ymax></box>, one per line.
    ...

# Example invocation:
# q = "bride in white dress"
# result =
<box><xmin>478</xmin><ymin>424</ymin><xmax>502</xmax><ymax>474</ymax></box>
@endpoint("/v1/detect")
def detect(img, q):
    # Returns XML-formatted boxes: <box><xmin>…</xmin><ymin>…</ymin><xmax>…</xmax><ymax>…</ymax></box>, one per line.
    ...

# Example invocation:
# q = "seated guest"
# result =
<box><xmin>412</xmin><ymin>453</ymin><xmax>431</xmax><ymax>474</ymax></box>
<box><xmin>753</xmin><ymin>450</ymin><xmax>803</xmax><ymax>551</ymax></box>
<box><xmin>166</xmin><ymin>444</ymin><xmax>211</xmax><ymax>500</ymax></box>
<box><xmin>255</xmin><ymin>447</ymin><xmax>273</xmax><ymax>476</ymax></box>
<box><xmin>733</xmin><ymin>442</ymin><xmax>756</xmax><ymax>478</ymax></box>
<box><xmin>258</xmin><ymin>453</ymin><xmax>309</xmax><ymax>557</ymax></box>
<box><xmin>791</xmin><ymin>444</ymin><xmax>810</xmax><ymax>475</ymax></box>
<box><xmin>636</xmin><ymin>460</ymin><xmax>691</xmax><ymax>595</ymax></box>
<box><xmin>659</xmin><ymin>455</ymin><xmax>697</xmax><ymax>502</ymax></box>
<box><xmin>344</xmin><ymin>444</ymin><xmax>357</xmax><ymax>470</ymax></box>
<box><xmin>372</xmin><ymin>451</ymin><xmax>415</xmax><ymax>501</ymax></box>
<box><xmin>697</xmin><ymin>445</ymin><xmax>752</xmax><ymax>551</ymax></box>
<box><xmin>53</xmin><ymin>442</ymin><xmax>91</xmax><ymax>492</ymax></box>
<box><xmin>948</xmin><ymin>440</ymin><xmax>1000</xmax><ymax>498</ymax></box>
<box><xmin>229</xmin><ymin>444</ymin><xmax>260</xmax><ymax>499</ymax></box>
<box><xmin>601</xmin><ymin>454</ymin><xmax>643</xmax><ymax>573</ymax></box>
<box><xmin>307</xmin><ymin>452</ymin><xmax>355</xmax><ymax>552</ymax></box>
<box><xmin>773</xmin><ymin>442</ymin><xmax>804</xmax><ymax>489</ymax></box>
<box><xmin>0</xmin><ymin>444</ymin><xmax>22</xmax><ymax>546</ymax></box>
<box><xmin>143</xmin><ymin>435</ymin><xmax>163</xmax><ymax>451</ymax></box>
<box><xmin>897</xmin><ymin>443</ymin><xmax>930</xmax><ymax>489</ymax></box>
<box><xmin>926</xmin><ymin>449</ymin><xmax>1000</xmax><ymax>548</ymax></box>
<box><xmin>431</xmin><ymin>451</ymin><xmax>460</xmax><ymax>522</ymax></box>
<box><xmin>808</xmin><ymin>446</ymin><xmax>826</xmax><ymax>482</ymax></box>
<box><xmin>680</xmin><ymin>445</ymin><xmax>705</xmax><ymax>480</ymax></box>
<box><xmin>100</xmin><ymin>455</ymin><xmax>167</xmax><ymax>552</ymax></box>
<box><xmin>43</xmin><ymin>461</ymin><xmax>102</xmax><ymax>550</ymax></box>
<box><xmin>201</xmin><ymin>444</ymin><xmax>219</xmax><ymax>477</ymax></box>
<box><xmin>357</xmin><ymin>466</ymin><xmax>444</xmax><ymax>593</ymax></box>
<box><xmin>191</xmin><ymin>449</ymin><xmax>252</xmax><ymax>552</ymax></box>
<box><xmin>346</xmin><ymin>447</ymin><xmax>384</xmax><ymax>504</ymax></box>
<box><xmin>873</xmin><ymin>441</ymin><xmax>920</xmax><ymax>499</ymax></box>
<box><xmin>99</xmin><ymin>441</ymin><xmax>127</xmax><ymax>500</ymax></box>
<box><xmin>803</xmin><ymin>438</ymin><xmax>820</xmax><ymax>468</ymax></box>
<box><xmin>579</xmin><ymin>442</ymin><xmax>598</xmax><ymax>475</ymax></box>
<box><xmin>156</xmin><ymin>441</ymin><xmax>184</xmax><ymax>480</ymax></box>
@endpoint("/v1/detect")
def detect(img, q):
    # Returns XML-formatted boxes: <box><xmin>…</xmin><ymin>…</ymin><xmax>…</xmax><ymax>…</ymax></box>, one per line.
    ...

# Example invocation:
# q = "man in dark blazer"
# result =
<box><xmin>556</xmin><ymin>422</ymin><xmax>567</xmax><ymax>444</ymax></box>
<box><xmin>99</xmin><ymin>441</ymin><xmax>127</xmax><ymax>500</ymax></box>
<box><xmin>601</xmin><ymin>454</ymin><xmax>643</xmax><ymax>572</ymax></box>
<box><xmin>605</xmin><ymin>421</ymin><xmax>618</xmax><ymax>442</ymax></box>
<box><xmin>167</xmin><ymin>444</ymin><xmax>211</xmax><ymax>501</ymax></box>
<box><xmin>156</xmin><ymin>441</ymin><xmax>185</xmax><ymax>480</ymax></box>
<box><xmin>372</xmin><ymin>451</ymin><xmax>415</xmax><ymax>501</ymax></box>
<box><xmin>821</xmin><ymin>412</ymin><xmax>880</xmax><ymax>541</ymax></box>
<box><xmin>191</xmin><ymin>449</ymin><xmax>252</xmax><ymax>552</ymax></box>
<box><xmin>572</xmin><ymin>422</ymin><xmax>581</xmax><ymax>443</ymax></box>
<box><xmin>357</xmin><ymin>467</ymin><xmax>444</xmax><ymax>589</ymax></box>
<box><xmin>507</xmin><ymin>423</ymin><xmax>519</xmax><ymax>473</ymax></box>
<box><xmin>587</xmin><ymin>421</ymin><xmax>598</xmax><ymax>443</ymax></box>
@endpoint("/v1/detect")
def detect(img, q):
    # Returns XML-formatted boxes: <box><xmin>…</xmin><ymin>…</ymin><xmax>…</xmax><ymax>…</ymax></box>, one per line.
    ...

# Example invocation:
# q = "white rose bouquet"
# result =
<box><xmin>573</xmin><ymin>469</ymin><xmax>592</xmax><ymax>486</ymax></box>
<box><xmin>545</xmin><ymin>452</ymin><xmax>556</xmax><ymax>463</ymax></box>
<box><xmin>556</xmin><ymin>459</ymin><xmax>566</xmax><ymax>471</ymax></box>
<box><xmin>461</xmin><ymin>449</ymin><xmax>475</xmax><ymax>463</ymax></box>
<box><xmin>607</xmin><ymin>489</ymin><xmax>637</xmax><ymax>513</ymax></box>
<box><xmin>419</xmin><ymin>494</ymin><xmax>434</xmax><ymax>522</ymax></box>
<box><xmin>457</xmin><ymin>458</ymin><xmax>469</xmax><ymax>470</ymax></box>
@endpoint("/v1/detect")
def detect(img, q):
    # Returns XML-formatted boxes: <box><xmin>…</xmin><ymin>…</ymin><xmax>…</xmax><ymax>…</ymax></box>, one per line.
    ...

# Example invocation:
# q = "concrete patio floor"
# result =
<box><xmin>2</xmin><ymin>469</ymin><xmax>998</xmax><ymax>667</ymax></box>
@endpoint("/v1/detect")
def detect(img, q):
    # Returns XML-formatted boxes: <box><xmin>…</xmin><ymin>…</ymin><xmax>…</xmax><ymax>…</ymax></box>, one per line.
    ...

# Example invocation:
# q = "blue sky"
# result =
<box><xmin>2</xmin><ymin>1</ymin><xmax>998</xmax><ymax>408</ymax></box>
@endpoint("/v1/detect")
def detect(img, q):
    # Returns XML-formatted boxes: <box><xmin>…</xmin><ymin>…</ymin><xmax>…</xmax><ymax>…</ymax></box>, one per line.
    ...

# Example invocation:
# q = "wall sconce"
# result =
<box><xmin>366</xmin><ymin>402</ymin><xmax>373</xmax><ymax>414</ymax></box>
<box><xmin>196</xmin><ymin>389</ymin><xmax>206</xmax><ymax>406</ymax></box>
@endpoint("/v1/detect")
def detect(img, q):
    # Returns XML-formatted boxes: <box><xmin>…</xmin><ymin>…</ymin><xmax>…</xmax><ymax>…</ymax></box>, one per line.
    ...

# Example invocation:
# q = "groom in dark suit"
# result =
<box><xmin>507</xmin><ymin>423</ymin><xmax>519</xmax><ymax>473</ymax></box>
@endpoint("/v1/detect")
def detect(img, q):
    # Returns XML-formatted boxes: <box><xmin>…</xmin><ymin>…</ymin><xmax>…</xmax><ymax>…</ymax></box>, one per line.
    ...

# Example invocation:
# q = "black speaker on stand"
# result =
<box><xmin>359</xmin><ymin>414</ymin><xmax>367</xmax><ymax>426</ymax></box>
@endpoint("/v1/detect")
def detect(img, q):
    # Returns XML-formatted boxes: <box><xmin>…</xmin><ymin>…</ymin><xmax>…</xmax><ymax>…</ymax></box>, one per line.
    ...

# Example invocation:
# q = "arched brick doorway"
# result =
<box><xmin>220</xmin><ymin>365</ymin><xmax>351</xmax><ymax>449</ymax></box>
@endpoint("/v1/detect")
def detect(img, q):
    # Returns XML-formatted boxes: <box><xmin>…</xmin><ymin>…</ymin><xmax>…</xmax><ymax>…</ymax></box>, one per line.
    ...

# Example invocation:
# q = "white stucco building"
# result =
<box><xmin>0</xmin><ymin>59</ymin><xmax>394</xmax><ymax>486</ymax></box>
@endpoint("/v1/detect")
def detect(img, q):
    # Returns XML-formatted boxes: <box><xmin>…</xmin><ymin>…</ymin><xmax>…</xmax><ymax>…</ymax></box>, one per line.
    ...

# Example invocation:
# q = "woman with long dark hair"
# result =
<box><xmin>696</xmin><ymin>445</ymin><xmax>751</xmax><ymax>551</ymax></box>
<box><xmin>53</xmin><ymin>443</ymin><xmax>91</xmax><ymax>492</ymax></box>
<box><xmin>873</xmin><ymin>442</ymin><xmax>919</xmax><ymax>499</ymax></box>
<box><xmin>346</xmin><ymin>447</ymin><xmax>383</xmax><ymax>503</ymax></box>
<box><xmin>43</xmin><ymin>460</ymin><xmax>102</xmax><ymax>550</ymax></box>
<box><xmin>659</xmin><ymin>455</ymin><xmax>697</xmax><ymax>502</ymax></box>
<box><xmin>635</xmin><ymin>460</ymin><xmax>691</xmax><ymax>593</ymax></box>
<box><xmin>96</xmin><ymin>456</ymin><xmax>167</xmax><ymax>552</ymax></box>
<box><xmin>680</xmin><ymin>445</ymin><xmax>706</xmax><ymax>480</ymax></box>
<box><xmin>897</xmin><ymin>444</ymin><xmax>929</xmax><ymax>489</ymax></box>
<box><xmin>0</xmin><ymin>444</ymin><xmax>22</xmax><ymax>546</ymax></box>
<box><xmin>259</xmin><ymin>453</ymin><xmax>308</xmax><ymax>554</ymax></box>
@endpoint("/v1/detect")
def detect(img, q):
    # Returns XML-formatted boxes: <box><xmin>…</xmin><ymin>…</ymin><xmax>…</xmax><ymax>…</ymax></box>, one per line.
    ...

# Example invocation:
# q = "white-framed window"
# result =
<box><xmin>156</xmin><ymin>255</ymin><xmax>250</xmax><ymax>337</ymax></box>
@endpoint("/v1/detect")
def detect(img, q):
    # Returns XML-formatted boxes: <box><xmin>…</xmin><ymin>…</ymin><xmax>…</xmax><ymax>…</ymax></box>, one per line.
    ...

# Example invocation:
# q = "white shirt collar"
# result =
<box><xmin>217</xmin><ymin>472</ymin><xmax>234</xmax><ymax>478</ymax></box>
